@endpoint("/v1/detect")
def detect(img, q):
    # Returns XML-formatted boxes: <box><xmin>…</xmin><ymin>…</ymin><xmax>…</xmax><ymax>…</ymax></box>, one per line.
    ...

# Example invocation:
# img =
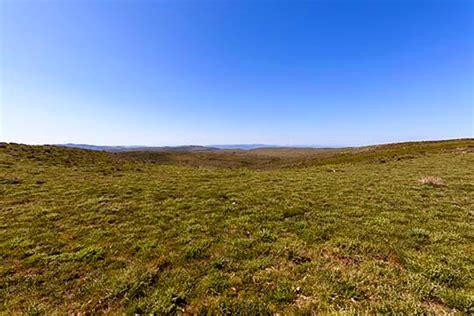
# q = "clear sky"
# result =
<box><xmin>1</xmin><ymin>0</ymin><xmax>473</xmax><ymax>146</ymax></box>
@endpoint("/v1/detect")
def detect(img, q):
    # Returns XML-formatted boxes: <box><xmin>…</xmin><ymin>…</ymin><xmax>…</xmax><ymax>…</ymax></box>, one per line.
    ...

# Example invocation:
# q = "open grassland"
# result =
<box><xmin>1</xmin><ymin>140</ymin><xmax>473</xmax><ymax>314</ymax></box>
<box><xmin>119</xmin><ymin>139</ymin><xmax>474</xmax><ymax>169</ymax></box>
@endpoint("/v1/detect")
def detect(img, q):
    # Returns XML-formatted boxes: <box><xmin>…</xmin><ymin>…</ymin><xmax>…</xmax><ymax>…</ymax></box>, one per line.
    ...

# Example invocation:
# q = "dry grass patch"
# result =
<box><xmin>418</xmin><ymin>176</ymin><xmax>445</xmax><ymax>187</ymax></box>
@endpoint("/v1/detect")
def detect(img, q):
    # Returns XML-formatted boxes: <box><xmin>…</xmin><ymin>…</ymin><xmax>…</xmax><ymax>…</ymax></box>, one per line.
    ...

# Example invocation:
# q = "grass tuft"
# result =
<box><xmin>419</xmin><ymin>176</ymin><xmax>445</xmax><ymax>187</ymax></box>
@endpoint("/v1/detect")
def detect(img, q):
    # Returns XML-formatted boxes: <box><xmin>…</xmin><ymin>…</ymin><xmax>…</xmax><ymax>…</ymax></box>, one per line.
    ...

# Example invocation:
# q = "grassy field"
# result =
<box><xmin>1</xmin><ymin>140</ymin><xmax>473</xmax><ymax>314</ymax></box>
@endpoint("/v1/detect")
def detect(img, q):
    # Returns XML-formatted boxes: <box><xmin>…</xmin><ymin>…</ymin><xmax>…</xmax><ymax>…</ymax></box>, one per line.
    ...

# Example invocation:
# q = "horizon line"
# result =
<box><xmin>2</xmin><ymin>137</ymin><xmax>473</xmax><ymax>149</ymax></box>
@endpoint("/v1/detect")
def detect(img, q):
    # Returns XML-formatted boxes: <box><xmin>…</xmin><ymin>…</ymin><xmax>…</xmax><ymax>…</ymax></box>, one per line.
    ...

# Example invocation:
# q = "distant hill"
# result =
<box><xmin>115</xmin><ymin>138</ymin><xmax>473</xmax><ymax>169</ymax></box>
<box><xmin>211</xmin><ymin>144</ymin><xmax>281</xmax><ymax>150</ymax></box>
<box><xmin>60</xmin><ymin>143</ymin><xmax>220</xmax><ymax>152</ymax></box>
<box><xmin>60</xmin><ymin>143</ymin><xmax>325</xmax><ymax>152</ymax></box>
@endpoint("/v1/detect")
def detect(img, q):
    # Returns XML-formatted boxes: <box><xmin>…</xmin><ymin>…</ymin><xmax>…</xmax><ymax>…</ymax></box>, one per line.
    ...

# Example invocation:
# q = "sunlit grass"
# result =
<box><xmin>1</xmin><ymin>140</ymin><xmax>473</xmax><ymax>313</ymax></box>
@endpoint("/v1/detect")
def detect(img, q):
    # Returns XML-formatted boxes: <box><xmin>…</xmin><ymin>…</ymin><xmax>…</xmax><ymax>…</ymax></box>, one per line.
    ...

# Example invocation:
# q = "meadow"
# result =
<box><xmin>1</xmin><ymin>139</ymin><xmax>473</xmax><ymax>314</ymax></box>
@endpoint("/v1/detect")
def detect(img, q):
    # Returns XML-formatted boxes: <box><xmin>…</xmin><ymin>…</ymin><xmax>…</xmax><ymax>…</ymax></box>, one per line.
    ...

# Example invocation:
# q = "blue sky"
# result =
<box><xmin>1</xmin><ymin>0</ymin><xmax>473</xmax><ymax>146</ymax></box>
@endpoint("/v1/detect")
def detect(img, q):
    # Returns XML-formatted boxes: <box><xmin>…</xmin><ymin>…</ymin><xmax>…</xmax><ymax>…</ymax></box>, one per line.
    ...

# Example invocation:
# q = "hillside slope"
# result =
<box><xmin>1</xmin><ymin>140</ymin><xmax>473</xmax><ymax>313</ymax></box>
<box><xmin>118</xmin><ymin>138</ymin><xmax>473</xmax><ymax>169</ymax></box>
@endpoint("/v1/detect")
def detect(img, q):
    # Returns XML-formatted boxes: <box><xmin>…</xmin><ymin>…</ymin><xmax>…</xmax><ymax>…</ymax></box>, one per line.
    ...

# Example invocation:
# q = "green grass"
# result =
<box><xmin>1</xmin><ymin>140</ymin><xmax>473</xmax><ymax>314</ymax></box>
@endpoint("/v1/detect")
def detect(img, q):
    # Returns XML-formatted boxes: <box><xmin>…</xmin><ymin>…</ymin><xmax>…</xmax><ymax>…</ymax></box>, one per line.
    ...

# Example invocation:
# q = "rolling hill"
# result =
<box><xmin>1</xmin><ymin>139</ymin><xmax>473</xmax><ymax>314</ymax></box>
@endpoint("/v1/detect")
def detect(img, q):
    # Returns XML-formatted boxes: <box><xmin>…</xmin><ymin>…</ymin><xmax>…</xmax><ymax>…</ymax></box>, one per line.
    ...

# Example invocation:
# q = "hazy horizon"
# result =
<box><xmin>1</xmin><ymin>1</ymin><xmax>473</xmax><ymax>146</ymax></box>
<box><xmin>2</xmin><ymin>137</ymin><xmax>472</xmax><ymax>150</ymax></box>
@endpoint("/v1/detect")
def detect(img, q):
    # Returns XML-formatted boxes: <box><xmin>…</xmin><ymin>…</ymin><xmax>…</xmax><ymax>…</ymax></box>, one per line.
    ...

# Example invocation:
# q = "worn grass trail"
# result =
<box><xmin>1</xmin><ymin>142</ymin><xmax>473</xmax><ymax>313</ymax></box>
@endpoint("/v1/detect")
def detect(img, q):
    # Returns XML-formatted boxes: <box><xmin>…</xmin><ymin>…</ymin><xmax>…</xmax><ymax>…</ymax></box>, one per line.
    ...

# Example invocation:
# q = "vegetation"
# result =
<box><xmin>1</xmin><ymin>139</ymin><xmax>473</xmax><ymax>314</ymax></box>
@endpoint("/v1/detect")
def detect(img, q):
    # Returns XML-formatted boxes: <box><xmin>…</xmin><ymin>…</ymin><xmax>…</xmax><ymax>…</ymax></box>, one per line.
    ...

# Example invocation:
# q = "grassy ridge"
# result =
<box><xmin>118</xmin><ymin>139</ymin><xmax>474</xmax><ymax>169</ymax></box>
<box><xmin>1</xmin><ymin>140</ymin><xmax>473</xmax><ymax>313</ymax></box>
